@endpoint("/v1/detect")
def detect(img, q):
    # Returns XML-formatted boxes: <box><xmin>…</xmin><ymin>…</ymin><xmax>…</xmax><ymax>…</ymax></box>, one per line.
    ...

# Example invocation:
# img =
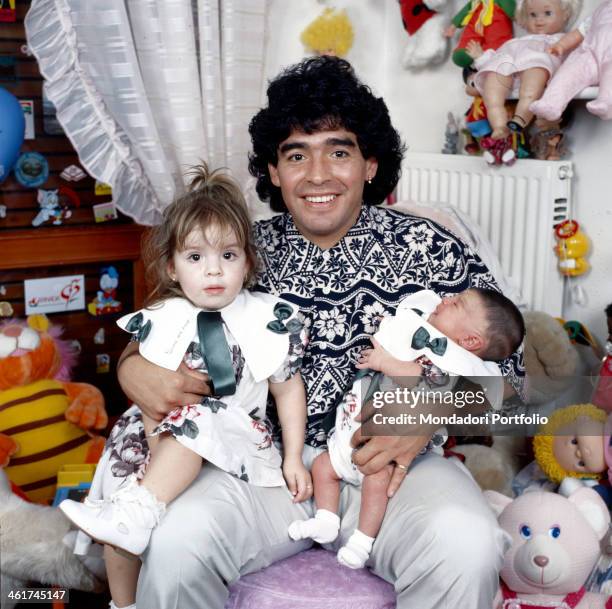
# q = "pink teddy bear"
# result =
<box><xmin>486</xmin><ymin>487</ymin><xmax>612</xmax><ymax>609</ymax></box>
<box><xmin>530</xmin><ymin>0</ymin><xmax>612</xmax><ymax>121</ymax></box>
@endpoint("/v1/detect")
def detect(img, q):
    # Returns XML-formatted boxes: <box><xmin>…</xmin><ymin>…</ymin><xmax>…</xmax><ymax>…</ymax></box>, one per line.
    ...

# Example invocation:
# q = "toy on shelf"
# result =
<box><xmin>531</xmin><ymin>0</ymin><xmax>612</xmax><ymax>122</ymax></box>
<box><xmin>462</xmin><ymin>67</ymin><xmax>492</xmax><ymax>154</ymax></box>
<box><xmin>32</xmin><ymin>186</ymin><xmax>79</xmax><ymax>227</ymax></box>
<box><xmin>530</xmin><ymin>124</ymin><xmax>567</xmax><ymax>160</ymax></box>
<box><xmin>399</xmin><ymin>0</ymin><xmax>450</xmax><ymax>69</ymax></box>
<box><xmin>444</xmin><ymin>0</ymin><xmax>515</xmax><ymax>68</ymax></box>
<box><xmin>87</xmin><ymin>266</ymin><xmax>122</xmax><ymax>316</ymax></box>
<box><xmin>0</xmin><ymin>314</ymin><xmax>107</xmax><ymax>504</ymax></box>
<box><xmin>441</xmin><ymin>112</ymin><xmax>459</xmax><ymax>154</ymax></box>
<box><xmin>554</xmin><ymin>219</ymin><xmax>591</xmax><ymax>277</ymax></box>
<box><xmin>466</xmin><ymin>0</ymin><xmax>581</xmax><ymax>140</ymax></box>
<box><xmin>487</xmin><ymin>486</ymin><xmax>611</xmax><ymax>608</ymax></box>
<box><xmin>14</xmin><ymin>151</ymin><xmax>49</xmax><ymax>188</ymax></box>
<box><xmin>300</xmin><ymin>8</ymin><xmax>353</xmax><ymax>57</ymax></box>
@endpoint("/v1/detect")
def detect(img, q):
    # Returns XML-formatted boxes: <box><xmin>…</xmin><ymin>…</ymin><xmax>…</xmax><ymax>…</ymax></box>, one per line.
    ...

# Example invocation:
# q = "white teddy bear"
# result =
<box><xmin>0</xmin><ymin>470</ymin><xmax>104</xmax><ymax>609</ymax></box>
<box><xmin>486</xmin><ymin>486</ymin><xmax>611</xmax><ymax>608</ymax></box>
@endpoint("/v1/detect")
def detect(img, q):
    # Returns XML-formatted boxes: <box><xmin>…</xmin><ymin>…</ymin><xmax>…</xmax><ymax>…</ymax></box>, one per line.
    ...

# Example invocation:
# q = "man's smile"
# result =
<box><xmin>304</xmin><ymin>194</ymin><xmax>338</xmax><ymax>204</ymax></box>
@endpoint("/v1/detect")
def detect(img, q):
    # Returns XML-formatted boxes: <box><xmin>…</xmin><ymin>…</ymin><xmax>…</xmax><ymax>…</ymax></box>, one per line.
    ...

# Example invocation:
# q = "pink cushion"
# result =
<box><xmin>225</xmin><ymin>548</ymin><xmax>396</xmax><ymax>609</ymax></box>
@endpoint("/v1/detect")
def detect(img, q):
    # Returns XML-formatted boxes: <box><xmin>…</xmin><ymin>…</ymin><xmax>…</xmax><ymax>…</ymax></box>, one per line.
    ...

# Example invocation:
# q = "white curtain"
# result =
<box><xmin>24</xmin><ymin>0</ymin><xmax>268</xmax><ymax>225</ymax></box>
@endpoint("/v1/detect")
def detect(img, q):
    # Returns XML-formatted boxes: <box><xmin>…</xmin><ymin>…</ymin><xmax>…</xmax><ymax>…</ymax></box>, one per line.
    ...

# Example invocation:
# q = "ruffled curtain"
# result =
<box><xmin>24</xmin><ymin>0</ymin><xmax>268</xmax><ymax>225</ymax></box>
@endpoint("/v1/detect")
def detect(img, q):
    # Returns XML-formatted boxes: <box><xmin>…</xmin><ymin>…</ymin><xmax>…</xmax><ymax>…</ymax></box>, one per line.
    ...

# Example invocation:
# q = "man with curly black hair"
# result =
<box><xmin>117</xmin><ymin>56</ymin><xmax>522</xmax><ymax>609</ymax></box>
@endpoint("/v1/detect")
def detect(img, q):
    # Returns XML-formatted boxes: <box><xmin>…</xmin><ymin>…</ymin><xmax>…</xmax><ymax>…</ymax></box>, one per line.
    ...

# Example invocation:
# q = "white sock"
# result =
<box><xmin>109</xmin><ymin>602</ymin><xmax>136</xmax><ymax>609</ymax></box>
<box><xmin>113</xmin><ymin>476</ymin><xmax>166</xmax><ymax>529</ymax></box>
<box><xmin>337</xmin><ymin>529</ymin><xmax>375</xmax><ymax>569</ymax></box>
<box><xmin>287</xmin><ymin>509</ymin><xmax>340</xmax><ymax>544</ymax></box>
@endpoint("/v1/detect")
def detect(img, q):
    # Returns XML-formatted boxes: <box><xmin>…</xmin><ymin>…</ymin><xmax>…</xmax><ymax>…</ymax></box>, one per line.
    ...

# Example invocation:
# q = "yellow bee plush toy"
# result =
<box><xmin>0</xmin><ymin>315</ymin><xmax>107</xmax><ymax>503</ymax></box>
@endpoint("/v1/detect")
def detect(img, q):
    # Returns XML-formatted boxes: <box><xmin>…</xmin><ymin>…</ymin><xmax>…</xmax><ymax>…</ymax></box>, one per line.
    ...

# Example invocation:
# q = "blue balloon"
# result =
<box><xmin>0</xmin><ymin>87</ymin><xmax>25</xmax><ymax>183</ymax></box>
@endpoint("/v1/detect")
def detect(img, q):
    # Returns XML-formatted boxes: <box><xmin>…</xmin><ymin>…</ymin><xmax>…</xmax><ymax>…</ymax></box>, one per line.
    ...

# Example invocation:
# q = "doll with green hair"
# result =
<box><xmin>534</xmin><ymin>403</ymin><xmax>612</xmax><ymax>507</ymax></box>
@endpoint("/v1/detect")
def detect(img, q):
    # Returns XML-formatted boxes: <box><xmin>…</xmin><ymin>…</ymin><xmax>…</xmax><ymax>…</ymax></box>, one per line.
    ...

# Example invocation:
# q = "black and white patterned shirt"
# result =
<box><xmin>254</xmin><ymin>205</ymin><xmax>525</xmax><ymax>448</ymax></box>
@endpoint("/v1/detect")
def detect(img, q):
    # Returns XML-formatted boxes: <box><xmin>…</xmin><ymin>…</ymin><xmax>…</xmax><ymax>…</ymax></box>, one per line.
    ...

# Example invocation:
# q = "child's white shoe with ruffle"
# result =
<box><xmin>59</xmin><ymin>475</ymin><xmax>165</xmax><ymax>556</ymax></box>
<box><xmin>337</xmin><ymin>529</ymin><xmax>375</xmax><ymax>569</ymax></box>
<box><xmin>288</xmin><ymin>509</ymin><xmax>340</xmax><ymax>544</ymax></box>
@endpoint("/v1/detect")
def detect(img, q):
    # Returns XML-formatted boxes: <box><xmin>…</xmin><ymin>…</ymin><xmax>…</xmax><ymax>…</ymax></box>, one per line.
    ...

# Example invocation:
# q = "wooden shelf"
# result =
<box><xmin>2</xmin><ymin>224</ymin><xmax>145</xmax><ymax>269</ymax></box>
<box><xmin>1</xmin><ymin>223</ymin><xmax>147</xmax><ymax>308</ymax></box>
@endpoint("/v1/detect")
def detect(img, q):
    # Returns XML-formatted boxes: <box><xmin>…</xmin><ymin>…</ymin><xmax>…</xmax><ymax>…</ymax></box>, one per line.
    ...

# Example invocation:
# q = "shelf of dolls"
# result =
<box><xmin>1</xmin><ymin>223</ymin><xmax>146</xmax><ymax>308</ymax></box>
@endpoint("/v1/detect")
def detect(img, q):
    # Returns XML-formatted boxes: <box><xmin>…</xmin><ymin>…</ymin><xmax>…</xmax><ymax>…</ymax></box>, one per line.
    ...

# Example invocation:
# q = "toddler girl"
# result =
<box><xmin>60</xmin><ymin>165</ymin><xmax>312</xmax><ymax>609</ymax></box>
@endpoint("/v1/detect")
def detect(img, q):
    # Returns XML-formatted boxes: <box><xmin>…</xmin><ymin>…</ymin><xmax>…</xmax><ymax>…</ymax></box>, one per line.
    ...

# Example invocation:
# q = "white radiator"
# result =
<box><xmin>395</xmin><ymin>152</ymin><xmax>572</xmax><ymax>317</ymax></box>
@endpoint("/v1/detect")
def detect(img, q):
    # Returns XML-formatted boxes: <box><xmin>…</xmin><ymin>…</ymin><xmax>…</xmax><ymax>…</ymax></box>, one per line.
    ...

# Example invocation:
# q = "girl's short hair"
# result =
<box><xmin>142</xmin><ymin>164</ymin><xmax>258</xmax><ymax>307</ymax></box>
<box><xmin>515</xmin><ymin>0</ymin><xmax>582</xmax><ymax>29</ymax></box>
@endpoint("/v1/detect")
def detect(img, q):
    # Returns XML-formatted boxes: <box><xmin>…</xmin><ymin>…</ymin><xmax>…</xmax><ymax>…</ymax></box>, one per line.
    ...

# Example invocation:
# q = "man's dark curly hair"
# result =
<box><xmin>248</xmin><ymin>56</ymin><xmax>405</xmax><ymax>213</ymax></box>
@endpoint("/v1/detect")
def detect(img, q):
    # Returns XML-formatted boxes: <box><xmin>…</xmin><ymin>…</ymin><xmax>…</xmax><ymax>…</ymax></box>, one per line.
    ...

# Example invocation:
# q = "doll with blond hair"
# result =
<box><xmin>533</xmin><ymin>403</ymin><xmax>612</xmax><ymax>505</ymax></box>
<box><xmin>466</xmin><ymin>0</ymin><xmax>581</xmax><ymax>139</ymax></box>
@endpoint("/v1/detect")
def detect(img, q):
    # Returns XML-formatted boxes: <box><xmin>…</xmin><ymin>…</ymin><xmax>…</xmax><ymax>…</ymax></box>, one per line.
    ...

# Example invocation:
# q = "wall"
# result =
<box><xmin>264</xmin><ymin>0</ymin><xmax>612</xmax><ymax>345</ymax></box>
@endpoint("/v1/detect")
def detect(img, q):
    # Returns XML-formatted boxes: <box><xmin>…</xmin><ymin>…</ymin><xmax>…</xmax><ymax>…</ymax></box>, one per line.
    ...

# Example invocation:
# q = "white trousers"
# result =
<box><xmin>135</xmin><ymin>452</ymin><xmax>507</xmax><ymax>609</ymax></box>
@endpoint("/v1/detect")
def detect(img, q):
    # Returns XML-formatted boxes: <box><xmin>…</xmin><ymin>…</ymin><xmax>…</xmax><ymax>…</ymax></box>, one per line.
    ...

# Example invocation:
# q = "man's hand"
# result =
<box><xmin>118</xmin><ymin>343</ymin><xmax>210</xmax><ymax>421</ymax></box>
<box><xmin>350</xmin><ymin>429</ymin><xmax>429</xmax><ymax>498</ymax></box>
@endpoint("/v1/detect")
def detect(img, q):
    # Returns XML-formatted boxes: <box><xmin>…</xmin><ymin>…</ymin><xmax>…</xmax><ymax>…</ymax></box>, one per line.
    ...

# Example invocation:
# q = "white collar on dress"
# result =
<box><xmin>117</xmin><ymin>291</ymin><xmax>293</xmax><ymax>382</ymax></box>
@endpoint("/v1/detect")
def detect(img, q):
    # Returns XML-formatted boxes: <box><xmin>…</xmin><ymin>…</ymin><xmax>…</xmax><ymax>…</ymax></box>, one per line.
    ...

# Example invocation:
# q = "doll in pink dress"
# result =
<box><xmin>466</xmin><ymin>0</ymin><xmax>581</xmax><ymax>139</ymax></box>
<box><xmin>530</xmin><ymin>0</ymin><xmax>612</xmax><ymax>121</ymax></box>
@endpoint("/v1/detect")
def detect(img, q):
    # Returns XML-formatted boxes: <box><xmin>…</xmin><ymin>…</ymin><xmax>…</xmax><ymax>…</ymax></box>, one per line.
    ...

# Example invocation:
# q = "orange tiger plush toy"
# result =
<box><xmin>0</xmin><ymin>315</ymin><xmax>107</xmax><ymax>503</ymax></box>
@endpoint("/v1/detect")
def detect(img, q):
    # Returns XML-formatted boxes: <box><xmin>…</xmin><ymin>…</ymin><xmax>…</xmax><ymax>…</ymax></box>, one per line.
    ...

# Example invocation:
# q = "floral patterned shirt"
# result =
<box><xmin>253</xmin><ymin>205</ymin><xmax>525</xmax><ymax>448</ymax></box>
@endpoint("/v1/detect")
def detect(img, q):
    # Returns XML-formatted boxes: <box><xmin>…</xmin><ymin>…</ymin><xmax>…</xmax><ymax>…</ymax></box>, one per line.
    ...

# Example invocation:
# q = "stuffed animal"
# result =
<box><xmin>454</xmin><ymin>311</ymin><xmax>579</xmax><ymax>495</ymax></box>
<box><xmin>398</xmin><ymin>0</ymin><xmax>450</xmax><ymax>69</ymax></box>
<box><xmin>522</xmin><ymin>310</ymin><xmax>579</xmax><ymax>404</ymax></box>
<box><xmin>530</xmin><ymin>0</ymin><xmax>612</xmax><ymax>122</ymax></box>
<box><xmin>300</xmin><ymin>8</ymin><xmax>354</xmax><ymax>58</ymax></box>
<box><xmin>0</xmin><ymin>469</ymin><xmax>104</xmax><ymax>609</ymax></box>
<box><xmin>486</xmin><ymin>486</ymin><xmax>612</xmax><ymax>608</ymax></box>
<box><xmin>0</xmin><ymin>315</ymin><xmax>107</xmax><ymax>503</ymax></box>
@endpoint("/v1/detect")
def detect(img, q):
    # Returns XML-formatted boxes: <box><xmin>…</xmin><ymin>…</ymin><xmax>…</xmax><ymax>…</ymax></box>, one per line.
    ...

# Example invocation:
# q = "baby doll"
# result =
<box><xmin>531</xmin><ymin>1</ymin><xmax>612</xmax><ymax>121</ymax></box>
<box><xmin>534</xmin><ymin>403</ymin><xmax>612</xmax><ymax>506</ymax></box>
<box><xmin>288</xmin><ymin>287</ymin><xmax>524</xmax><ymax>569</ymax></box>
<box><xmin>444</xmin><ymin>0</ymin><xmax>516</xmax><ymax>67</ymax></box>
<box><xmin>467</xmin><ymin>0</ymin><xmax>581</xmax><ymax>139</ymax></box>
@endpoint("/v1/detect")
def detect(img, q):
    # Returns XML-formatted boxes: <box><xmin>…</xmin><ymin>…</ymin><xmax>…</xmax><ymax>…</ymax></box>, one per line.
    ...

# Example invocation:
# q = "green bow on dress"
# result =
<box><xmin>411</xmin><ymin>326</ymin><xmax>448</xmax><ymax>356</ymax></box>
<box><xmin>125</xmin><ymin>312</ymin><xmax>152</xmax><ymax>342</ymax></box>
<box><xmin>266</xmin><ymin>302</ymin><xmax>302</xmax><ymax>334</ymax></box>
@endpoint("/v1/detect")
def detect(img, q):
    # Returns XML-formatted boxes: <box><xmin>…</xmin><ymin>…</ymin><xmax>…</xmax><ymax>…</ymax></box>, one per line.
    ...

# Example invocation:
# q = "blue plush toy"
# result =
<box><xmin>0</xmin><ymin>87</ymin><xmax>25</xmax><ymax>183</ymax></box>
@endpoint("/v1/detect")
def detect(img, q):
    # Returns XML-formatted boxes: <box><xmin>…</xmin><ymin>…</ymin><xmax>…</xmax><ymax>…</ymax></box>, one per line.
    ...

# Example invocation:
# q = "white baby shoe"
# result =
<box><xmin>59</xmin><ymin>475</ymin><xmax>165</xmax><ymax>556</ymax></box>
<box><xmin>288</xmin><ymin>509</ymin><xmax>340</xmax><ymax>544</ymax></box>
<box><xmin>337</xmin><ymin>529</ymin><xmax>375</xmax><ymax>569</ymax></box>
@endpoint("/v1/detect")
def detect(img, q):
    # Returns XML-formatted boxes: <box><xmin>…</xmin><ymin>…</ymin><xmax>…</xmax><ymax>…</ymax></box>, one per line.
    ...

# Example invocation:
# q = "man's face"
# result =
<box><xmin>268</xmin><ymin>128</ymin><xmax>377</xmax><ymax>249</ymax></box>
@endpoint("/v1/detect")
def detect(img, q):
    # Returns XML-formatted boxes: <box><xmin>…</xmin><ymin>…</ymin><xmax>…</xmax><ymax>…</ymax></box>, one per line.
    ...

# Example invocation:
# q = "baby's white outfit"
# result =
<box><xmin>327</xmin><ymin>290</ymin><xmax>503</xmax><ymax>487</ymax></box>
